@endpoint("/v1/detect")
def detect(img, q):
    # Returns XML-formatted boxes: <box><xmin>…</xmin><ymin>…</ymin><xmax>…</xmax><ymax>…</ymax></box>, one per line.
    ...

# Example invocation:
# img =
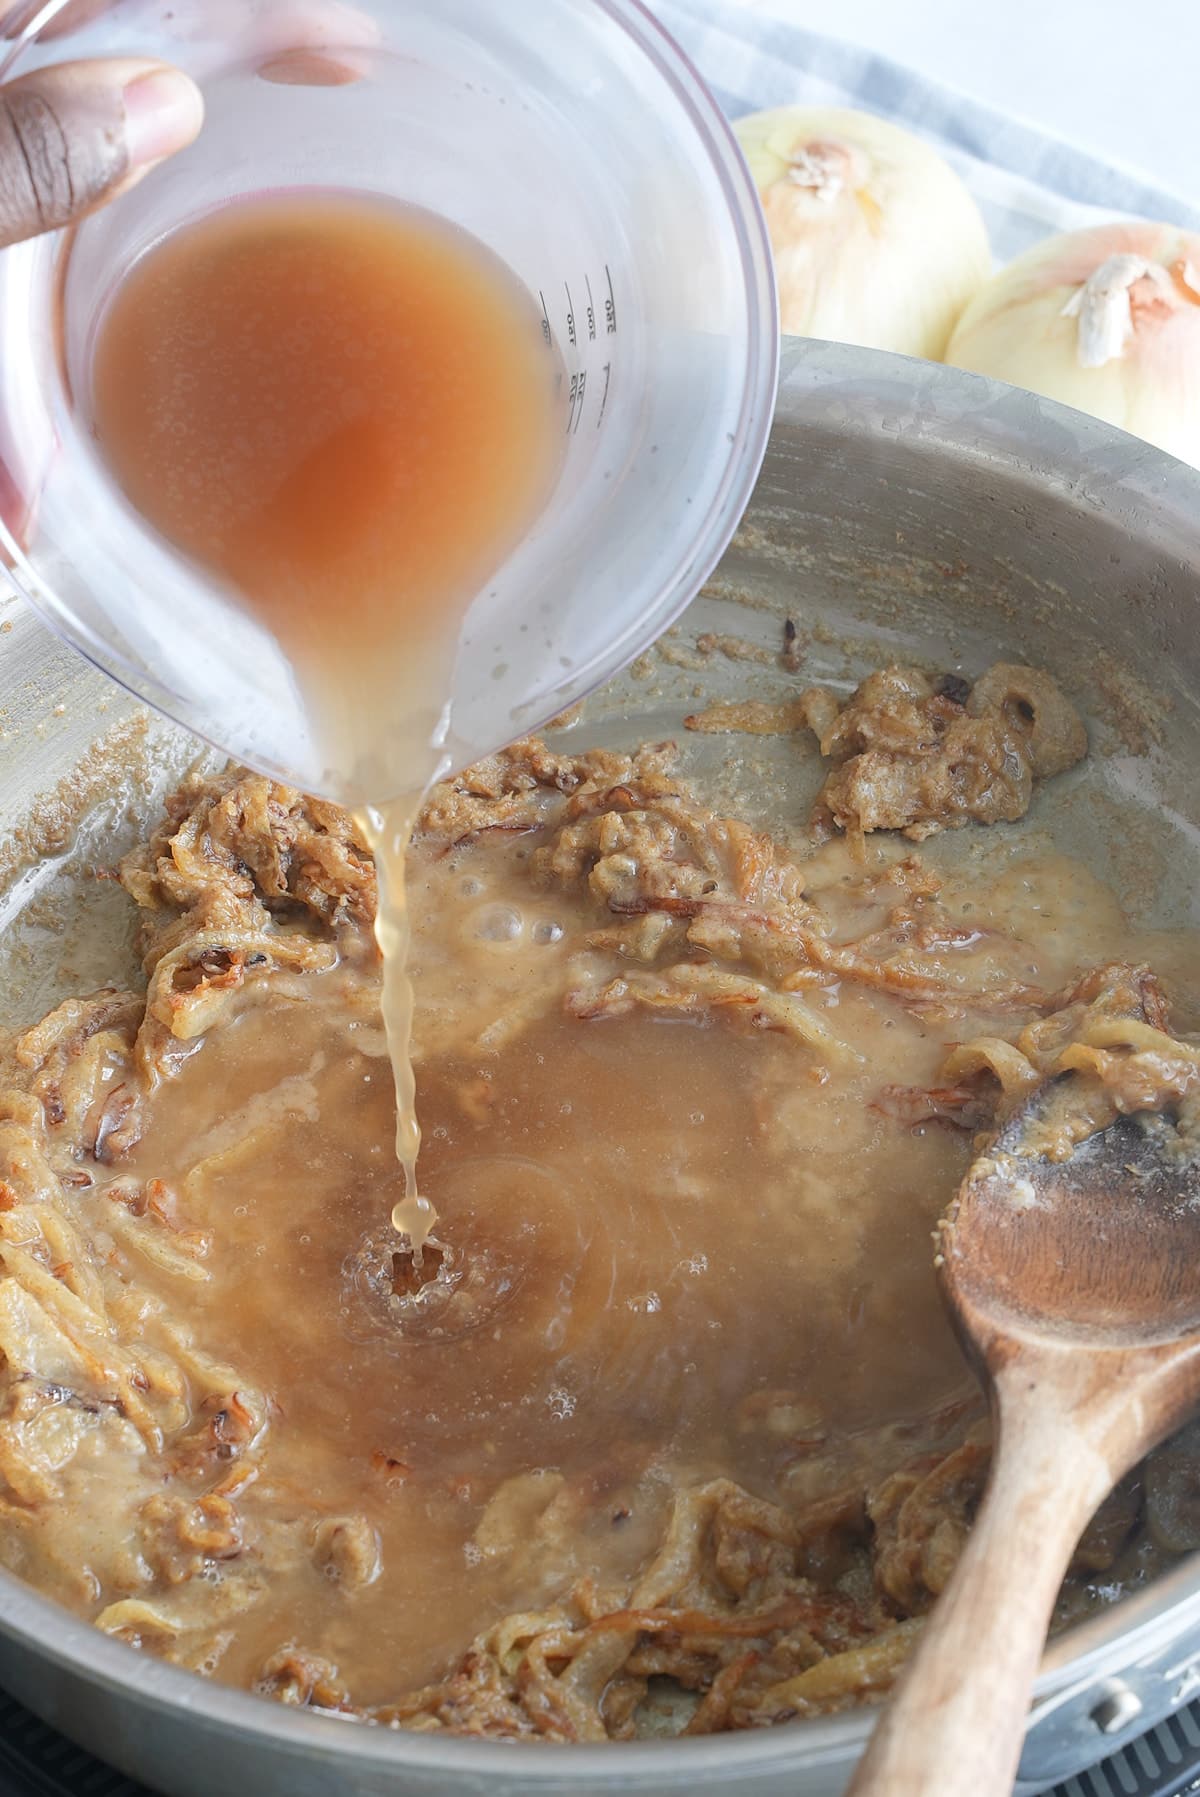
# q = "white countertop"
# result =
<box><xmin>743</xmin><ymin>0</ymin><xmax>1200</xmax><ymax>203</ymax></box>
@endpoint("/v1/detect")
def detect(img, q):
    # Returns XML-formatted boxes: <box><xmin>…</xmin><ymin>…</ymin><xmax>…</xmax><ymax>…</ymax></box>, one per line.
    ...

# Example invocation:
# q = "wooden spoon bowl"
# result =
<box><xmin>848</xmin><ymin>1083</ymin><xmax>1200</xmax><ymax>1797</ymax></box>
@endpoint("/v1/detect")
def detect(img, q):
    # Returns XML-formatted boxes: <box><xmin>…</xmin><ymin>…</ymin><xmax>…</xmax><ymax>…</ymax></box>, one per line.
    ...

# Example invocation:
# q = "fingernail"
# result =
<box><xmin>122</xmin><ymin>67</ymin><xmax>204</xmax><ymax>171</ymax></box>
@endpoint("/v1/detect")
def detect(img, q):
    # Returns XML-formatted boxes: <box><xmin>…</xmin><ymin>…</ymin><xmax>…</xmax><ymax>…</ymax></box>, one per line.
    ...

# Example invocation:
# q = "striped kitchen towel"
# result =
<box><xmin>648</xmin><ymin>0</ymin><xmax>1200</xmax><ymax>263</ymax></box>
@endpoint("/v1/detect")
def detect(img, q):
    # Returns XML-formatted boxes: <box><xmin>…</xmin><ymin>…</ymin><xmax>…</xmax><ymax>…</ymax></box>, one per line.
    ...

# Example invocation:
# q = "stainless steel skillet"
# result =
<box><xmin>1</xmin><ymin>338</ymin><xmax>1199</xmax><ymax>1795</ymax></box>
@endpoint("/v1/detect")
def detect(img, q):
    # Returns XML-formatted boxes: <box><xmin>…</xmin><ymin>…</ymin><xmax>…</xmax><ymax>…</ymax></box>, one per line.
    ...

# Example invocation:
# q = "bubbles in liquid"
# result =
<box><xmin>390</xmin><ymin>1238</ymin><xmax>446</xmax><ymax>1297</ymax></box>
<box><xmin>474</xmin><ymin>903</ymin><xmax>523</xmax><ymax>942</ymax></box>
<box><xmin>532</xmin><ymin>919</ymin><xmax>564</xmax><ymax>944</ymax></box>
<box><xmin>545</xmin><ymin>1385</ymin><xmax>575</xmax><ymax>1422</ymax></box>
<box><xmin>341</xmin><ymin>1156</ymin><xmax>587</xmax><ymax>1353</ymax></box>
<box><xmin>343</xmin><ymin>1222</ymin><xmax>521</xmax><ymax>1345</ymax></box>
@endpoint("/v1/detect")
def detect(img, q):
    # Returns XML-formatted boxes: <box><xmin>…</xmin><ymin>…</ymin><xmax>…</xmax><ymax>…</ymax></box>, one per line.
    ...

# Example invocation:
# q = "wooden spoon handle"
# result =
<box><xmin>846</xmin><ymin>1390</ymin><xmax>1112</xmax><ymax>1797</ymax></box>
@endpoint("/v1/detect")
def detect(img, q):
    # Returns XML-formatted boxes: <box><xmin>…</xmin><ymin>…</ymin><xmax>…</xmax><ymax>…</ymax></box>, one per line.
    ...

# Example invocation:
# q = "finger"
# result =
<box><xmin>257</xmin><ymin>51</ymin><xmax>365</xmax><ymax>86</ymax></box>
<box><xmin>0</xmin><ymin>56</ymin><xmax>202</xmax><ymax>247</ymax></box>
<box><xmin>240</xmin><ymin>1</ymin><xmax>381</xmax><ymax>87</ymax></box>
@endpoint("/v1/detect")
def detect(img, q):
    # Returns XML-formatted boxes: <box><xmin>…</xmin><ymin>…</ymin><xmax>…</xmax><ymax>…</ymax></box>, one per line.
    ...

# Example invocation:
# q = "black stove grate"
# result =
<box><xmin>1050</xmin><ymin>1698</ymin><xmax>1200</xmax><ymax>1797</ymax></box>
<box><xmin>1</xmin><ymin>1683</ymin><xmax>1200</xmax><ymax>1797</ymax></box>
<box><xmin>0</xmin><ymin>1689</ymin><xmax>152</xmax><ymax>1797</ymax></box>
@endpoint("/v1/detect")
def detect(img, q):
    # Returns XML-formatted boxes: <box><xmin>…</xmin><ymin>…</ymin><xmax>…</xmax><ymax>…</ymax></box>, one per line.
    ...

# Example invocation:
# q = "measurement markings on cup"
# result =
<box><xmin>541</xmin><ymin>269</ymin><xmax>616</xmax><ymax>432</ymax></box>
<box><xmin>597</xmin><ymin>363</ymin><xmax>611</xmax><ymax>430</ymax></box>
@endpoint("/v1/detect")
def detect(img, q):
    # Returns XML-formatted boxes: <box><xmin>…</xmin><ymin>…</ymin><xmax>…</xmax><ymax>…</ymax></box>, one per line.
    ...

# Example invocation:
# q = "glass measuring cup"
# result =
<box><xmin>0</xmin><ymin>0</ymin><xmax>778</xmax><ymax>803</ymax></box>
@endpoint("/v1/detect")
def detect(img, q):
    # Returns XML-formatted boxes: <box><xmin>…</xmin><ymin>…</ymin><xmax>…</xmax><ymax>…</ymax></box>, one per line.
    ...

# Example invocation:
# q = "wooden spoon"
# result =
<box><xmin>847</xmin><ymin>1081</ymin><xmax>1200</xmax><ymax>1797</ymax></box>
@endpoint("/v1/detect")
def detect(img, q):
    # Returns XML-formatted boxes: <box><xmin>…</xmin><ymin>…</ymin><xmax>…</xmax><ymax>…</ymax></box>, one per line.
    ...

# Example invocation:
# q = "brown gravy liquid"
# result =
<box><xmin>90</xmin><ymin>193</ymin><xmax>564</xmax><ymax>1239</ymax></box>
<box><xmin>112</xmin><ymin>823</ymin><xmax>988</xmax><ymax>1699</ymax></box>
<box><xmin>84</xmin><ymin>821</ymin><xmax>1195</xmax><ymax>1703</ymax></box>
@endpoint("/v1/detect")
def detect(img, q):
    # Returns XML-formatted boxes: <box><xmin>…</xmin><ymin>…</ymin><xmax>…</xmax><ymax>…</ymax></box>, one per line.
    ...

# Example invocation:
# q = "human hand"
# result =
<box><xmin>0</xmin><ymin>0</ymin><xmax>373</xmax><ymax>549</ymax></box>
<box><xmin>0</xmin><ymin>53</ymin><xmax>201</xmax><ymax>249</ymax></box>
<box><xmin>0</xmin><ymin>43</ymin><xmax>201</xmax><ymax>248</ymax></box>
<box><xmin>0</xmin><ymin>0</ymin><xmax>396</xmax><ymax>247</ymax></box>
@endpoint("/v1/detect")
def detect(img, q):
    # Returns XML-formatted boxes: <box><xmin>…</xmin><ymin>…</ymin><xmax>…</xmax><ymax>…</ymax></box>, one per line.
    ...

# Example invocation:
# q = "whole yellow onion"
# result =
<box><xmin>733</xmin><ymin>105</ymin><xmax>991</xmax><ymax>359</ymax></box>
<box><xmin>945</xmin><ymin>223</ymin><xmax>1200</xmax><ymax>467</ymax></box>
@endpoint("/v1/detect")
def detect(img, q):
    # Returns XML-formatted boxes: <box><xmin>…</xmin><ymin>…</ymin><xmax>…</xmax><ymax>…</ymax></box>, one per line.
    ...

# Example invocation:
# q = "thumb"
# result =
<box><xmin>0</xmin><ymin>57</ymin><xmax>202</xmax><ymax>249</ymax></box>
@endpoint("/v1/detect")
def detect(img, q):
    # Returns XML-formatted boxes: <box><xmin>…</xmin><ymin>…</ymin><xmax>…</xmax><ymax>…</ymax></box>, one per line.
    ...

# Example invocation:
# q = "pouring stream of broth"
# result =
<box><xmin>90</xmin><ymin>192</ymin><xmax>563</xmax><ymax>1249</ymax></box>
